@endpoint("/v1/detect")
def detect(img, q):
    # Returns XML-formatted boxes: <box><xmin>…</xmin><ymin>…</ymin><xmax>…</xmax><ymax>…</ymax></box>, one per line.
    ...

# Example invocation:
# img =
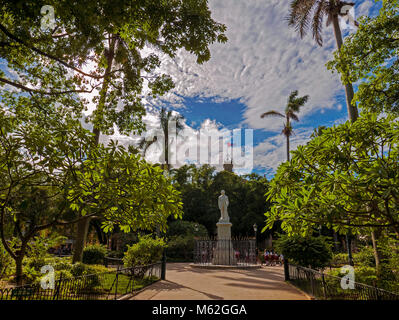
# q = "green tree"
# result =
<box><xmin>287</xmin><ymin>0</ymin><xmax>359</xmax><ymax>122</ymax></box>
<box><xmin>0</xmin><ymin>109</ymin><xmax>98</xmax><ymax>284</ymax></box>
<box><xmin>0</xmin><ymin>106</ymin><xmax>182</xmax><ymax>283</ymax></box>
<box><xmin>170</xmin><ymin>165</ymin><xmax>271</xmax><ymax>240</ymax></box>
<box><xmin>264</xmin><ymin>114</ymin><xmax>399</xmax><ymax>239</ymax></box>
<box><xmin>0</xmin><ymin>0</ymin><xmax>227</xmax><ymax>262</ymax></box>
<box><xmin>327</xmin><ymin>0</ymin><xmax>399</xmax><ymax>115</ymax></box>
<box><xmin>260</xmin><ymin>90</ymin><xmax>309</xmax><ymax>161</ymax></box>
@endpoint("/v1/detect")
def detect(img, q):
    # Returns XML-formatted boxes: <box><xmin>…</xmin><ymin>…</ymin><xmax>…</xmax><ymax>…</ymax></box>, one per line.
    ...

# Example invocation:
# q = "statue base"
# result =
<box><xmin>212</xmin><ymin>222</ymin><xmax>237</xmax><ymax>265</ymax></box>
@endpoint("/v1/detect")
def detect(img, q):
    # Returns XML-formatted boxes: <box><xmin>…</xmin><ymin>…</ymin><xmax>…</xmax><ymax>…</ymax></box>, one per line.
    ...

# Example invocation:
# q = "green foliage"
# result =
<box><xmin>166</xmin><ymin>220</ymin><xmax>208</xmax><ymax>238</ymax></box>
<box><xmin>165</xmin><ymin>221</ymin><xmax>208</xmax><ymax>261</ymax></box>
<box><xmin>0</xmin><ymin>242</ymin><xmax>12</xmax><ymax>280</ymax></box>
<box><xmin>70</xmin><ymin>263</ymin><xmax>105</xmax><ymax>289</ymax></box>
<box><xmin>170</xmin><ymin>165</ymin><xmax>271</xmax><ymax>239</ymax></box>
<box><xmin>0</xmin><ymin>0</ymin><xmax>227</xmax><ymax>137</ymax></box>
<box><xmin>82</xmin><ymin>244</ymin><xmax>108</xmax><ymax>265</ymax></box>
<box><xmin>0</xmin><ymin>104</ymin><xmax>182</xmax><ymax>281</ymax></box>
<box><xmin>327</xmin><ymin>0</ymin><xmax>399</xmax><ymax>115</ymax></box>
<box><xmin>18</xmin><ymin>234</ymin><xmax>69</xmax><ymax>281</ymax></box>
<box><xmin>166</xmin><ymin>235</ymin><xmax>196</xmax><ymax>261</ymax></box>
<box><xmin>0</xmin><ymin>0</ymin><xmax>224</xmax><ymax>278</ymax></box>
<box><xmin>353</xmin><ymin>246</ymin><xmax>376</xmax><ymax>268</ymax></box>
<box><xmin>69</xmin><ymin>143</ymin><xmax>183</xmax><ymax>235</ymax></box>
<box><xmin>123</xmin><ymin>235</ymin><xmax>166</xmax><ymax>268</ymax></box>
<box><xmin>28</xmin><ymin>234</ymin><xmax>67</xmax><ymax>257</ymax></box>
<box><xmin>330</xmin><ymin>253</ymin><xmax>349</xmax><ymax>266</ymax></box>
<box><xmin>264</xmin><ymin>114</ymin><xmax>399</xmax><ymax>237</ymax></box>
<box><xmin>274</xmin><ymin>234</ymin><xmax>333</xmax><ymax>269</ymax></box>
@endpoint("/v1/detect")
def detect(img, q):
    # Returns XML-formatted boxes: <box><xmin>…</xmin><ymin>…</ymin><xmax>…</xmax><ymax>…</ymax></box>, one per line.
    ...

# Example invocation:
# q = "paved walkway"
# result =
<box><xmin>131</xmin><ymin>263</ymin><xmax>308</xmax><ymax>300</ymax></box>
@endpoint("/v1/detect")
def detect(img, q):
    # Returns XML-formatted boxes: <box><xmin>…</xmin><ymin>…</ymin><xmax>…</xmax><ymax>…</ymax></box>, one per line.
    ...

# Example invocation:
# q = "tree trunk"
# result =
<box><xmin>286</xmin><ymin>116</ymin><xmax>290</xmax><ymax>162</ymax></box>
<box><xmin>345</xmin><ymin>231</ymin><xmax>354</xmax><ymax>266</ymax></box>
<box><xmin>15</xmin><ymin>244</ymin><xmax>27</xmax><ymax>286</ymax></box>
<box><xmin>72</xmin><ymin>36</ymin><xmax>116</xmax><ymax>263</ymax></box>
<box><xmin>164</xmin><ymin>129</ymin><xmax>169</xmax><ymax>171</ymax></box>
<box><xmin>371</xmin><ymin>230</ymin><xmax>381</xmax><ymax>277</ymax></box>
<box><xmin>15</xmin><ymin>255</ymin><xmax>24</xmax><ymax>286</ymax></box>
<box><xmin>91</xmin><ymin>219</ymin><xmax>107</xmax><ymax>245</ymax></box>
<box><xmin>72</xmin><ymin>216</ymin><xmax>92</xmax><ymax>263</ymax></box>
<box><xmin>333</xmin><ymin>230</ymin><xmax>339</xmax><ymax>251</ymax></box>
<box><xmin>331</xmin><ymin>14</ymin><xmax>358</xmax><ymax>123</ymax></box>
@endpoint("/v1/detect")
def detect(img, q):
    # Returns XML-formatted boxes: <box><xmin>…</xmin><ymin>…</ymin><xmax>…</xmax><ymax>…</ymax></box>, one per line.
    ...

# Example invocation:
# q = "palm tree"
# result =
<box><xmin>261</xmin><ymin>90</ymin><xmax>309</xmax><ymax>161</ymax></box>
<box><xmin>287</xmin><ymin>0</ymin><xmax>358</xmax><ymax>122</ymax></box>
<box><xmin>139</xmin><ymin>107</ymin><xmax>185</xmax><ymax>171</ymax></box>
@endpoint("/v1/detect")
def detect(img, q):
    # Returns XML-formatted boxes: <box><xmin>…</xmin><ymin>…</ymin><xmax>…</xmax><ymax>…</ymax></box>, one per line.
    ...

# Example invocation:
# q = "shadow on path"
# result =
<box><xmin>136</xmin><ymin>280</ymin><xmax>224</xmax><ymax>300</ymax></box>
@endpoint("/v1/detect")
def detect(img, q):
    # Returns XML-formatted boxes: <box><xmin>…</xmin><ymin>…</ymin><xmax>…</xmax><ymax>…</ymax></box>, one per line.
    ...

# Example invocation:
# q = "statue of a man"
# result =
<box><xmin>218</xmin><ymin>190</ymin><xmax>229</xmax><ymax>222</ymax></box>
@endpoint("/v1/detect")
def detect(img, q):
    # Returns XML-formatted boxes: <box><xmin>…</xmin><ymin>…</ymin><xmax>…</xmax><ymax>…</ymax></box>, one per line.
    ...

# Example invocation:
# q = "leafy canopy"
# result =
<box><xmin>264</xmin><ymin>114</ymin><xmax>399</xmax><ymax>237</ymax></box>
<box><xmin>327</xmin><ymin>0</ymin><xmax>399</xmax><ymax>115</ymax></box>
<box><xmin>0</xmin><ymin>0</ymin><xmax>227</xmax><ymax>136</ymax></box>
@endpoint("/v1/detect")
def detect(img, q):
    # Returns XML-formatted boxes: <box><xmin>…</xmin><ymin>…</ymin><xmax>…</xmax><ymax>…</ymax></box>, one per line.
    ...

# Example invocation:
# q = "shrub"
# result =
<box><xmin>0</xmin><ymin>242</ymin><xmax>12</xmax><ymax>280</ymax></box>
<box><xmin>330</xmin><ymin>253</ymin><xmax>350</xmax><ymax>266</ymax></box>
<box><xmin>123</xmin><ymin>235</ymin><xmax>166</xmax><ymax>268</ymax></box>
<box><xmin>55</xmin><ymin>269</ymin><xmax>73</xmax><ymax>280</ymax></box>
<box><xmin>166</xmin><ymin>235</ymin><xmax>195</xmax><ymax>261</ymax></box>
<box><xmin>82</xmin><ymin>244</ymin><xmax>107</xmax><ymax>265</ymax></box>
<box><xmin>53</xmin><ymin>259</ymin><xmax>73</xmax><ymax>272</ymax></box>
<box><xmin>274</xmin><ymin>234</ymin><xmax>332</xmax><ymax>269</ymax></box>
<box><xmin>353</xmin><ymin>246</ymin><xmax>376</xmax><ymax>267</ymax></box>
<box><xmin>70</xmin><ymin>262</ymin><xmax>102</xmax><ymax>288</ymax></box>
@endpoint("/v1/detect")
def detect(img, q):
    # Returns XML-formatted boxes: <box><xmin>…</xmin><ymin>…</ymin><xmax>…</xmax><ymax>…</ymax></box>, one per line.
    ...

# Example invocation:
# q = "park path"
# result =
<box><xmin>131</xmin><ymin>263</ymin><xmax>308</xmax><ymax>300</ymax></box>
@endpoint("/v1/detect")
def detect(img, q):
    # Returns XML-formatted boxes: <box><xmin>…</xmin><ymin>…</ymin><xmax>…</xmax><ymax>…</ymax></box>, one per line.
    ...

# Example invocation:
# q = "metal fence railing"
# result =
<box><xmin>194</xmin><ymin>238</ymin><xmax>257</xmax><ymax>266</ymax></box>
<box><xmin>104</xmin><ymin>257</ymin><xmax>124</xmax><ymax>268</ymax></box>
<box><xmin>0</xmin><ymin>263</ymin><xmax>161</xmax><ymax>300</ymax></box>
<box><xmin>287</xmin><ymin>263</ymin><xmax>399</xmax><ymax>300</ymax></box>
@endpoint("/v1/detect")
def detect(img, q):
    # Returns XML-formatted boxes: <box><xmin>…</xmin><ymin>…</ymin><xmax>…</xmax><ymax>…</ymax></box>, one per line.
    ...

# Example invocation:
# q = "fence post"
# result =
<box><xmin>161</xmin><ymin>250</ymin><xmax>166</xmax><ymax>280</ymax></box>
<box><xmin>321</xmin><ymin>273</ymin><xmax>327</xmax><ymax>300</ymax></box>
<box><xmin>114</xmin><ymin>271</ymin><xmax>119</xmax><ymax>300</ymax></box>
<box><xmin>284</xmin><ymin>259</ymin><xmax>290</xmax><ymax>281</ymax></box>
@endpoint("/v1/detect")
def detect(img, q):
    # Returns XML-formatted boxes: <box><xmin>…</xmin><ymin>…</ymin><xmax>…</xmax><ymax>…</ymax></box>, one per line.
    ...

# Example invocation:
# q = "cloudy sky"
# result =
<box><xmin>22</xmin><ymin>0</ymin><xmax>376</xmax><ymax>179</ymax></box>
<box><xmin>103</xmin><ymin>0</ymin><xmax>379</xmax><ymax>179</ymax></box>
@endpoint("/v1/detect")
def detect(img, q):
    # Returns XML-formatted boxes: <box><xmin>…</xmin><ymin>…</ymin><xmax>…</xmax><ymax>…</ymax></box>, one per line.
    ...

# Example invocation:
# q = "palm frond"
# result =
<box><xmin>312</xmin><ymin>0</ymin><xmax>327</xmax><ymax>46</ymax></box>
<box><xmin>287</xmin><ymin>91</ymin><xmax>309</xmax><ymax>113</ymax></box>
<box><xmin>288</xmin><ymin>0</ymin><xmax>318</xmax><ymax>39</ymax></box>
<box><xmin>260</xmin><ymin>111</ymin><xmax>285</xmax><ymax>119</ymax></box>
<box><xmin>287</xmin><ymin>111</ymin><xmax>300</xmax><ymax>122</ymax></box>
<box><xmin>138</xmin><ymin>136</ymin><xmax>157</xmax><ymax>155</ymax></box>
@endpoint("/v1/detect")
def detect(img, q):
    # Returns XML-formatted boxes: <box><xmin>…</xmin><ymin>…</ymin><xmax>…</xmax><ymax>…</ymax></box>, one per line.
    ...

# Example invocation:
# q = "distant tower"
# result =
<box><xmin>223</xmin><ymin>145</ymin><xmax>233</xmax><ymax>172</ymax></box>
<box><xmin>223</xmin><ymin>159</ymin><xmax>233</xmax><ymax>172</ymax></box>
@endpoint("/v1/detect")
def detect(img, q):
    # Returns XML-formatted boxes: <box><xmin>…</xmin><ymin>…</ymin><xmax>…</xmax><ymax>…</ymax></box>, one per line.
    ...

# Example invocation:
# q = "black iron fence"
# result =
<box><xmin>104</xmin><ymin>256</ymin><xmax>124</xmax><ymax>268</ymax></box>
<box><xmin>0</xmin><ymin>263</ymin><xmax>161</xmax><ymax>300</ymax></box>
<box><xmin>287</xmin><ymin>263</ymin><xmax>399</xmax><ymax>300</ymax></box>
<box><xmin>194</xmin><ymin>238</ymin><xmax>257</xmax><ymax>266</ymax></box>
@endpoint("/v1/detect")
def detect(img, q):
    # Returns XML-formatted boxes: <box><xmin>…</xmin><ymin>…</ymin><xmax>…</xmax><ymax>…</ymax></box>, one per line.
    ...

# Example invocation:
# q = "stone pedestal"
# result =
<box><xmin>212</xmin><ymin>221</ymin><xmax>236</xmax><ymax>265</ymax></box>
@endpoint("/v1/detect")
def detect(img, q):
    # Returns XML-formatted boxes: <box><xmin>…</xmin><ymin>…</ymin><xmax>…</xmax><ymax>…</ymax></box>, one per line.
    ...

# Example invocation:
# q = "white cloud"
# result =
<box><xmin>253</xmin><ymin>127</ymin><xmax>314</xmax><ymax>173</ymax></box>
<box><xmin>155</xmin><ymin>0</ymin><xmax>344</xmax><ymax>133</ymax></box>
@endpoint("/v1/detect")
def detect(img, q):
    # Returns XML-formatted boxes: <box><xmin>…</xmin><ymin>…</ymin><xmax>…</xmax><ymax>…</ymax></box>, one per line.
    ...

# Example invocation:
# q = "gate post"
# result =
<box><xmin>284</xmin><ymin>259</ymin><xmax>290</xmax><ymax>281</ymax></box>
<box><xmin>161</xmin><ymin>250</ymin><xmax>166</xmax><ymax>280</ymax></box>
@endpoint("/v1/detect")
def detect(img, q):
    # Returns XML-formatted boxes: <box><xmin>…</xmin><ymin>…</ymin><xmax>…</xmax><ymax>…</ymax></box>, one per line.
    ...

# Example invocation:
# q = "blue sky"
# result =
<box><xmin>135</xmin><ymin>0</ymin><xmax>382</xmax><ymax>179</ymax></box>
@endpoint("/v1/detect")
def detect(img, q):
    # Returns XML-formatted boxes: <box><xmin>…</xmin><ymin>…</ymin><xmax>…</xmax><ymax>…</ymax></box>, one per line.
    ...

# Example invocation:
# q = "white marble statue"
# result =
<box><xmin>218</xmin><ymin>190</ymin><xmax>229</xmax><ymax>222</ymax></box>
